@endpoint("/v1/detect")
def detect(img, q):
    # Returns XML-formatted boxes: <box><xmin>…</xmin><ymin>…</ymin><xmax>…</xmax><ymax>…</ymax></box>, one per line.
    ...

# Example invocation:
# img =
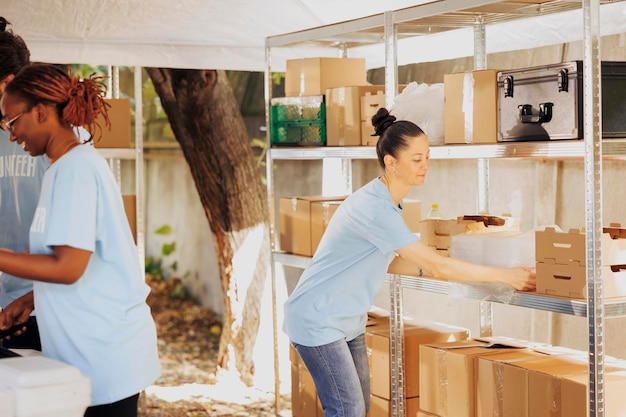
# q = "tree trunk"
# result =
<box><xmin>145</xmin><ymin>68</ymin><xmax>270</xmax><ymax>386</ymax></box>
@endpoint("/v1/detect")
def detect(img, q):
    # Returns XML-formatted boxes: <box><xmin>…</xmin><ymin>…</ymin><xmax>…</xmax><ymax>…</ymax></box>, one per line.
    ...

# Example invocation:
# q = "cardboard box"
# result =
<box><xmin>526</xmin><ymin>360</ymin><xmax>586</xmax><ymax>417</ymax></box>
<box><xmin>368</xmin><ymin>321</ymin><xmax>469</xmax><ymax>399</ymax></box>
<box><xmin>369</xmin><ymin>395</ymin><xmax>420</xmax><ymax>417</ymax></box>
<box><xmin>285</xmin><ymin>58</ymin><xmax>367</xmax><ymax>97</ymax></box>
<box><xmin>94</xmin><ymin>98</ymin><xmax>132</xmax><ymax>148</ymax></box>
<box><xmin>417</xmin><ymin>411</ymin><xmax>439</xmax><ymax>417</ymax></box>
<box><xmin>559</xmin><ymin>370</ymin><xmax>626</xmax><ymax>417</ymax></box>
<box><xmin>536</xmin><ymin>262</ymin><xmax>626</xmax><ymax>299</ymax></box>
<box><xmin>290</xmin><ymin>346</ymin><xmax>323</xmax><ymax>417</ymax></box>
<box><xmin>418</xmin><ymin>218</ymin><xmax>475</xmax><ymax>250</ymax></box>
<box><xmin>362</xmin><ymin>91</ymin><xmax>386</xmax><ymax>124</ymax></box>
<box><xmin>402</xmin><ymin>199</ymin><xmax>422</xmax><ymax>233</ymax></box>
<box><xmin>326</xmin><ymin>86</ymin><xmax>386</xmax><ymax>146</ymax></box>
<box><xmin>122</xmin><ymin>194</ymin><xmax>137</xmax><ymax>242</ymax></box>
<box><xmin>360</xmin><ymin>87</ymin><xmax>408</xmax><ymax>146</ymax></box>
<box><xmin>361</xmin><ymin>91</ymin><xmax>386</xmax><ymax>146</ymax></box>
<box><xmin>310</xmin><ymin>200</ymin><xmax>342</xmax><ymax>254</ymax></box>
<box><xmin>419</xmin><ymin>340</ymin><xmax>528</xmax><ymax>417</ymax></box>
<box><xmin>535</xmin><ymin>226</ymin><xmax>626</xmax><ymax>298</ymax></box>
<box><xmin>444</xmin><ymin>70</ymin><xmax>499</xmax><ymax>144</ymax></box>
<box><xmin>536</xmin><ymin>226</ymin><xmax>626</xmax><ymax>267</ymax></box>
<box><xmin>279</xmin><ymin>195</ymin><xmax>346</xmax><ymax>256</ymax></box>
<box><xmin>476</xmin><ymin>350</ymin><xmax>547</xmax><ymax>417</ymax></box>
<box><xmin>361</xmin><ymin>120</ymin><xmax>377</xmax><ymax>146</ymax></box>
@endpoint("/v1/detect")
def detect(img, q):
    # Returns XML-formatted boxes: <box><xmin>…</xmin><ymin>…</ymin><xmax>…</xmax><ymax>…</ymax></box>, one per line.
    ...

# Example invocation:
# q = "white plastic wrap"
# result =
<box><xmin>391</xmin><ymin>82</ymin><xmax>445</xmax><ymax>145</ymax></box>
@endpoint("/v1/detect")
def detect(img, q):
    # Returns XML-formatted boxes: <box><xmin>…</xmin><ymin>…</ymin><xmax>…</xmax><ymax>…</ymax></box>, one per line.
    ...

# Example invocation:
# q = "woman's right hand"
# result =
<box><xmin>0</xmin><ymin>292</ymin><xmax>34</xmax><ymax>335</ymax></box>
<box><xmin>502</xmin><ymin>267</ymin><xmax>536</xmax><ymax>291</ymax></box>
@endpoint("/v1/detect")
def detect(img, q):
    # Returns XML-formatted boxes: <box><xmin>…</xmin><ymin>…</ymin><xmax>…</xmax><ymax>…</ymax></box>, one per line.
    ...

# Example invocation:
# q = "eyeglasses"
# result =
<box><xmin>0</xmin><ymin>108</ymin><xmax>30</xmax><ymax>132</ymax></box>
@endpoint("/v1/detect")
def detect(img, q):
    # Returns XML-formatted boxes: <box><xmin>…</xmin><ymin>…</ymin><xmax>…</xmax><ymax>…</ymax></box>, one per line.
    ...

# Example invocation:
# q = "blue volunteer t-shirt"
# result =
<box><xmin>0</xmin><ymin>130</ymin><xmax>49</xmax><ymax>309</ymax></box>
<box><xmin>283</xmin><ymin>178</ymin><xmax>419</xmax><ymax>347</ymax></box>
<box><xmin>29</xmin><ymin>144</ymin><xmax>160</xmax><ymax>406</ymax></box>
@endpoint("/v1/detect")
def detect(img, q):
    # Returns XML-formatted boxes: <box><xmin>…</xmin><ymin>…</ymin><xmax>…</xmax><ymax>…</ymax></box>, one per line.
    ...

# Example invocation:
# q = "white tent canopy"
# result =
<box><xmin>3</xmin><ymin>0</ymin><xmax>626</xmax><ymax>71</ymax></box>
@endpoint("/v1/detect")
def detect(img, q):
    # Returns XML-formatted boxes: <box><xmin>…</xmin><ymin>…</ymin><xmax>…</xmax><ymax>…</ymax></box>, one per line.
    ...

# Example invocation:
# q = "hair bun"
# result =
<box><xmin>371</xmin><ymin>107</ymin><xmax>396</xmax><ymax>136</ymax></box>
<box><xmin>0</xmin><ymin>17</ymin><xmax>8</xmax><ymax>32</ymax></box>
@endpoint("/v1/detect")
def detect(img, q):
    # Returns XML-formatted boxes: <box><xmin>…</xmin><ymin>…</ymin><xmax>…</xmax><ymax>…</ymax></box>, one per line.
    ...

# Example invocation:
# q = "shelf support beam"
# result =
<box><xmin>384</xmin><ymin>11</ymin><xmax>398</xmax><ymax>109</ymax></box>
<box><xmin>474</xmin><ymin>16</ymin><xmax>493</xmax><ymax>337</ymax></box>
<box><xmin>389</xmin><ymin>274</ymin><xmax>405</xmax><ymax>417</ymax></box>
<box><xmin>264</xmin><ymin>41</ymin><xmax>283</xmax><ymax>416</ymax></box>
<box><xmin>582</xmin><ymin>0</ymin><xmax>605</xmax><ymax>415</ymax></box>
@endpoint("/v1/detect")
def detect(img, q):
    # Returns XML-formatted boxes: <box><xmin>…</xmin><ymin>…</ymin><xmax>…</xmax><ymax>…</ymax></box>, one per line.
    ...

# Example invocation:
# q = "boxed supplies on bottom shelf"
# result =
<box><xmin>418</xmin><ymin>338</ymin><xmax>626</xmax><ymax>417</ymax></box>
<box><xmin>367</xmin><ymin>319</ymin><xmax>470</xmax><ymax>399</ymax></box>
<box><xmin>289</xmin><ymin>310</ymin><xmax>471</xmax><ymax>417</ymax></box>
<box><xmin>369</xmin><ymin>395</ymin><xmax>420</xmax><ymax>417</ymax></box>
<box><xmin>419</xmin><ymin>339</ymin><xmax>528</xmax><ymax>417</ymax></box>
<box><xmin>479</xmin><ymin>347</ymin><xmax>626</xmax><ymax>417</ymax></box>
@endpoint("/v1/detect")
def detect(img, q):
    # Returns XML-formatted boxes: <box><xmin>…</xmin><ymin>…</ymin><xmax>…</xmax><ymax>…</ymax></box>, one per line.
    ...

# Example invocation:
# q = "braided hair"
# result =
<box><xmin>371</xmin><ymin>107</ymin><xmax>425</xmax><ymax>169</ymax></box>
<box><xmin>5</xmin><ymin>63</ymin><xmax>111</xmax><ymax>143</ymax></box>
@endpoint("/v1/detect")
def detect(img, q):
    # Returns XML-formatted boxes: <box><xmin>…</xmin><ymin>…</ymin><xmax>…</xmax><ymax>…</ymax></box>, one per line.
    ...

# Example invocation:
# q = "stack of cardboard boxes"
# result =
<box><xmin>290</xmin><ymin>332</ymin><xmax>626</xmax><ymax>417</ymax></box>
<box><xmin>273</xmin><ymin>57</ymin><xmax>403</xmax><ymax>147</ymax></box>
<box><xmin>418</xmin><ymin>339</ymin><xmax>626</xmax><ymax>417</ymax></box>
<box><xmin>367</xmin><ymin>316</ymin><xmax>470</xmax><ymax>417</ymax></box>
<box><xmin>535</xmin><ymin>225</ymin><xmax>626</xmax><ymax>299</ymax></box>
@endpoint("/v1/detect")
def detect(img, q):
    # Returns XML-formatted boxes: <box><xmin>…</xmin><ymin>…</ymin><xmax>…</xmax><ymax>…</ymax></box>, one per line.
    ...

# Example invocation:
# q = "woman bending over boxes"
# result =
<box><xmin>283</xmin><ymin>107</ymin><xmax>536</xmax><ymax>417</ymax></box>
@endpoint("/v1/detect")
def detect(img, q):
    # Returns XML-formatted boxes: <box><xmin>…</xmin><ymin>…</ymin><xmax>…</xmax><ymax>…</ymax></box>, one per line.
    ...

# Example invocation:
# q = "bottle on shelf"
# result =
<box><xmin>426</xmin><ymin>203</ymin><xmax>443</xmax><ymax>220</ymax></box>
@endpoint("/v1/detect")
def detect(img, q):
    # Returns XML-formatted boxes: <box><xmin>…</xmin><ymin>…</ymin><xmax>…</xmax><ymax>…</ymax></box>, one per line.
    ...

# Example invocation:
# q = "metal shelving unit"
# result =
<box><xmin>98</xmin><ymin>66</ymin><xmax>146</xmax><ymax>264</ymax></box>
<box><xmin>274</xmin><ymin>251</ymin><xmax>626</xmax><ymax>317</ymax></box>
<box><xmin>265</xmin><ymin>1</ymin><xmax>625</xmax><ymax>415</ymax></box>
<box><xmin>270</xmin><ymin>139</ymin><xmax>626</xmax><ymax>161</ymax></box>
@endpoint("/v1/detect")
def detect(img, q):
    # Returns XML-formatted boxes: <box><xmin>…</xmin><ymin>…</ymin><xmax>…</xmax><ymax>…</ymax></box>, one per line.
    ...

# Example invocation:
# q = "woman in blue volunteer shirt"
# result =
<box><xmin>283</xmin><ymin>107</ymin><xmax>536</xmax><ymax>417</ymax></box>
<box><xmin>0</xmin><ymin>64</ymin><xmax>160</xmax><ymax>417</ymax></box>
<box><xmin>0</xmin><ymin>16</ymin><xmax>48</xmax><ymax>351</ymax></box>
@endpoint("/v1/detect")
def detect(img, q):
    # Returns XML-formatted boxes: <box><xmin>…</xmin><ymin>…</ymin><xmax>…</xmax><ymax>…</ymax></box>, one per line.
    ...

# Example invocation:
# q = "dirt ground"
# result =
<box><xmin>138</xmin><ymin>274</ymin><xmax>290</xmax><ymax>417</ymax></box>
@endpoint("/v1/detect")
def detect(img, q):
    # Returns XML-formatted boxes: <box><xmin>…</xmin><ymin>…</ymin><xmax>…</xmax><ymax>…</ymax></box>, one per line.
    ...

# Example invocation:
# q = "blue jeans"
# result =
<box><xmin>293</xmin><ymin>334</ymin><xmax>369</xmax><ymax>417</ymax></box>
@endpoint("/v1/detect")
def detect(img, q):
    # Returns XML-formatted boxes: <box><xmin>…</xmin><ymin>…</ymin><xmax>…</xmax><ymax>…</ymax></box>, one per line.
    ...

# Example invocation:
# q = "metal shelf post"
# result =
<box><xmin>389</xmin><ymin>274</ymin><xmax>406</xmax><ymax>417</ymax></box>
<box><xmin>582</xmin><ymin>0</ymin><xmax>605</xmax><ymax>415</ymax></box>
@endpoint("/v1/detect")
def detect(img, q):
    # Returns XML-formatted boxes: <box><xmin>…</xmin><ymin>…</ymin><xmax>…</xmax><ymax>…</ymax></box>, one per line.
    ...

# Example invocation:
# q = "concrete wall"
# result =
<box><xmin>141</xmin><ymin>151</ymin><xmax>222</xmax><ymax>314</ymax></box>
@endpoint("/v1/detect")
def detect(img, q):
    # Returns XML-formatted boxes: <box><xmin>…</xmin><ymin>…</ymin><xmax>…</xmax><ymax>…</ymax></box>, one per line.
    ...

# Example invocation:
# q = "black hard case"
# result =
<box><xmin>497</xmin><ymin>61</ymin><xmax>626</xmax><ymax>141</ymax></box>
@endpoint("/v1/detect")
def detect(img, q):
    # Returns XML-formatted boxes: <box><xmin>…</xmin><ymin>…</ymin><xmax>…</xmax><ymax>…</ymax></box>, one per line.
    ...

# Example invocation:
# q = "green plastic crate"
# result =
<box><xmin>271</xmin><ymin>120</ymin><xmax>326</xmax><ymax>146</ymax></box>
<box><xmin>271</xmin><ymin>95</ymin><xmax>325</xmax><ymax>123</ymax></box>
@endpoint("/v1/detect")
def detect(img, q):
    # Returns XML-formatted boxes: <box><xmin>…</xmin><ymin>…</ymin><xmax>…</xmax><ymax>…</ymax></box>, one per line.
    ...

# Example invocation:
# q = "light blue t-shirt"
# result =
<box><xmin>283</xmin><ymin>178</ymin><xmax>419</xmax><ymax>347</ymax></box>
<box><xmin>29</xmin><ymin>144</ymin><xmax>160</xmax><ymax>406</ymax></box>
<box><xmin>0</xmin><ymin>130</ymin><xmax>49</xmax><ymax>309</ymax></box>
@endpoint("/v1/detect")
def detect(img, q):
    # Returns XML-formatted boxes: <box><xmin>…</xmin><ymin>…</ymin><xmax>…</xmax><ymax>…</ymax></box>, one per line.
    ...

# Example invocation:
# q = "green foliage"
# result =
<box><xmin>161</xmin><ymin>242</ymin><xmax>176</xmax><ymax>256</ymax></box>
<box><xmin>145</xmin><ymin>224</ymin><xmax>177</xmax><ymax>277</ymax></box>
<box><xmin>272</xmin><ymin>72</ymin><xmax>285</xmax><ymax>86</ymax></box>
<box><xmin>155</xmin><ymin>224</ymin><xmax>173</xmax><ymax>235</ymax></box>
<box><xmin>145</xmin><ymin>256</ymin><xmax>163</xmax><ymax>276</ymax></box>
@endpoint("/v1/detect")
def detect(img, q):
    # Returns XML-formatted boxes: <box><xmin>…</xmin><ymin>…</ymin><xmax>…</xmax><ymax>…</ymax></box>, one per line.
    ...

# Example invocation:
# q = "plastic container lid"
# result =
<box><xmin>0</xmin><ymin>357</ymin><xmax>84</xmax><ymax>388</ymax></box>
